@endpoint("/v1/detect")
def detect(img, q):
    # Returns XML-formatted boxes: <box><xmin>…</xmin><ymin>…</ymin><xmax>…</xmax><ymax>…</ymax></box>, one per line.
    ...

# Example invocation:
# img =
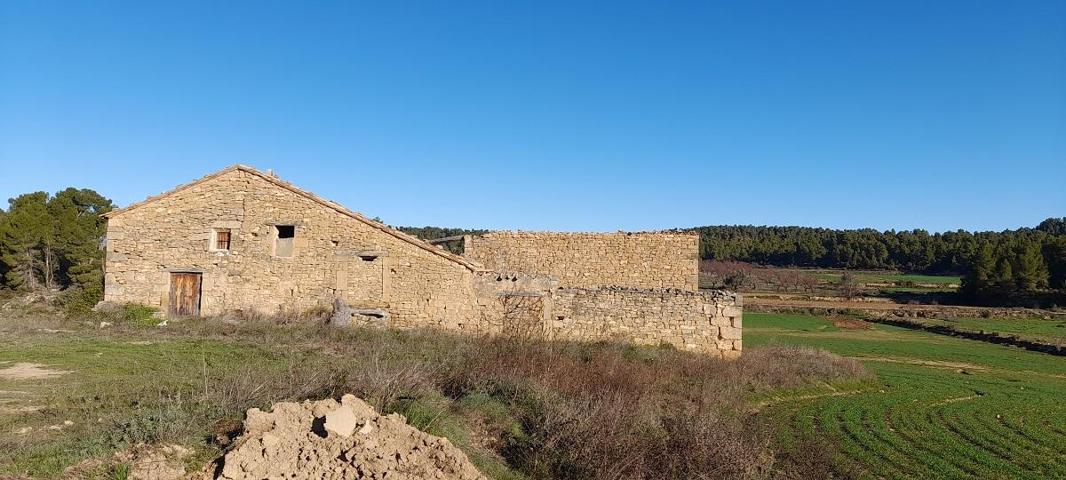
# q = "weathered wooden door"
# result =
<box><xmin>169</xmin><ymin>272</ymin><xmax>202</xmax><ymax>317</ymax></box>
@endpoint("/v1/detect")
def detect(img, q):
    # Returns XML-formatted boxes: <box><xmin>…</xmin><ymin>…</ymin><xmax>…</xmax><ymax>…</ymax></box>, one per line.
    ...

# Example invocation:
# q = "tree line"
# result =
<box><xmin>0</xmin><ymin>189</ymin><xmax>113</xmax><ymax>311</ymax></box>
<box><xmin>395</xmin><ymin>226</ymin><xmax>488</xmax><ymax>241</ymax></box>
<box><xmin>689</xmin><ymin>220</ymin><xmax>1066</xmax><ymax>305</ymax></box>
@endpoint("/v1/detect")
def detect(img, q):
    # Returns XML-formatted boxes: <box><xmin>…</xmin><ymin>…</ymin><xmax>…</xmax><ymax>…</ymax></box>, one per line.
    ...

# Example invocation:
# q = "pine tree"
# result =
<box><xmin>0</xmin><ymin>192</ymin><xmax>52</xmax><ymax>290</ymax></box>
<box><xmin>1044</xmin><ymin>237</ymin><xmax>1066</xmax><ymax>289</ymax></box>
<box><xmin>48</xmin><ymin>188</ymin><xmax>113</xmax><ymax>307</ymax></box>
<box><xmin>0</xmin><ymin>189</ymin><xmax>112</xmax><ymax>304</ymax></box>
<box><xmin>1012</xmin><ymin>241</ymin><xmax>1050</xmax><ymax>291</ymax></box>
<box><xmin>961</xmin><ymin>241</ymin><xmax>995</xmax><ymax>295</ymax></box>
<box><xmin>993</xmin><ymin>257</ymin><xmax>1013</xmax><ymax>290</ymax></box>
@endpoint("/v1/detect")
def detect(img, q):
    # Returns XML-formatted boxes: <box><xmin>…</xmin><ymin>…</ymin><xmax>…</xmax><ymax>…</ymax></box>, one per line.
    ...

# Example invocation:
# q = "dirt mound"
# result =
<box><xmin>213</xmin><ymin>395</ymin><xmax>486</xmax><ymax>480</ymax></box>
<box><xmin>829</xmin><ymin>316</ymin><xmax>872</xmax><ymax>330</ymax></box>
<box><xmin>65</xmin><ymin>443</ymin><xmax>191</xmax><ymax>480</ymax></box>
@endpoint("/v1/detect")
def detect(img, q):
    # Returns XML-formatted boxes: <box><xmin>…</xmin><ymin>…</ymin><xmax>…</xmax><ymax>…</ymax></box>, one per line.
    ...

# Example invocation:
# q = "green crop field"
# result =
<box><xmin>912</xmin><ymin>316</ymin><xmax>1066</xmax><ymax>345</ymax></box>
<box><xmin>747</xmin><ymin>313</ymin><xmax>1066</xmax><ymax>479</ymax></box>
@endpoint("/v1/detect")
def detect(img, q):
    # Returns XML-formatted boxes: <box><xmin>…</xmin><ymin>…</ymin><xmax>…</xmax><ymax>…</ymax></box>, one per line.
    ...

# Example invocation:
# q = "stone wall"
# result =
<box><xmin>549</xmin><ymin>287</ymin><xmax>741</xmax><ymax>357</ymax></box>
<box><xmin>472</xmin><ymin>273</ymin><xmax>741</xmax><ymax>357</ymax></box>
<box><xmin>472</xmin><ymin>271</ymin><xmax>558</xmax><ymax>336</ymax></box>
<box><xmin>463</xmin><ymin>231</ymin><xmax>699</xmax><ymax>290</ymax></box>
<box><xmin>104</xmin><ymin>167</ymin><xmax>481</xmax><ymax>329</ymax></box>
<box><xmin>104</xmin><ymin>165</ymin><xmax>740</xmax><ymax>357</ymax></box>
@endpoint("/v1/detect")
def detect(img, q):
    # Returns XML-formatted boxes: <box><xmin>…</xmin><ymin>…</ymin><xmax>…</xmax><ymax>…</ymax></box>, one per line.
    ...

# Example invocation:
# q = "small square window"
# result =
<box><xmin>215</xmin><ymin>230</ymin><xmax>231</xmax><ymax>250</ymax></box>
<box><xmin>275</xmin><ymin>225</ymin><xmax>295</xmax><ymax>257</ymax></box>
<box><xmin>211</xmin><ymin>229</ymin><xmax>231</xmax><ymax>252</ymax></box>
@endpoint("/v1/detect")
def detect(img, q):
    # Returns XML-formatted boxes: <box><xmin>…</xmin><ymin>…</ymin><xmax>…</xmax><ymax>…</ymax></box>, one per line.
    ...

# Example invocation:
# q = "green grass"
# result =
<box><xmin>5</xmin><ymin>311</ymin><xmax>1062</xmax><ymax>479</ymax></box>
<box><xmin>0</xmin><ymin>327</ymin><xmax>533</xmax><ymax>479</ymax></box>
<box><xmin>748</xmin><ymin>313</ymin><xmax>1066</xmax><ymax>479</ymax></box>
<box><xmin>0</xmin><ymin>334</ymin><xmax>307</xmax><ymax>476</ymax></box>
<box><xmin>914</xmin><ymin>316</ymin><xmax>1066</xmax><ymax>345</ymax></box>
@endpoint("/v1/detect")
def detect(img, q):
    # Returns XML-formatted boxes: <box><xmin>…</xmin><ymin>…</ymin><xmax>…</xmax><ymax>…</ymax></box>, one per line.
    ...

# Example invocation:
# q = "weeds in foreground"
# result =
<box><xmin>0</xmin><ymin>311</ymin><xmax>870</xmax><ymax>479</ymax></box>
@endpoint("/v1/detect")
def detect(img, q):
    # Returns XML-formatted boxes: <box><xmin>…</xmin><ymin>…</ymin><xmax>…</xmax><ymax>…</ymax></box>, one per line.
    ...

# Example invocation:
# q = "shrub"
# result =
<box><xmin>117</xmin><ymin>304</ymin><xmax>159</xmax><ymax>326</ymax></box>
<box><xmin>60</xmin><ymin>285</ymin><xmax>103</xmax><ymax>316</ymax></box>
<box><xmin>434</xmin><ymin>338</ymin><xmax>866</xmax><ymax>479</ymax></box>
<box><xmin>9</xmin><ymin>309</ymin><xmax>868</xmax><ymax>480</ymax></box>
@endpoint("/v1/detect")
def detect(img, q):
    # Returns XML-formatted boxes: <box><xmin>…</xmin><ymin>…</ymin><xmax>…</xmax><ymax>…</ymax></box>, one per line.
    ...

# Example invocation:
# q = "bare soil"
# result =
<box><xmin>0</xmin><ymin>362</ymin><xmax>70</xmax><ymax>380</ymax></box>
<box><xmin>830</xmin><ymin>316</ymin><xmax>872</xmax><ymax>330</ymax></box>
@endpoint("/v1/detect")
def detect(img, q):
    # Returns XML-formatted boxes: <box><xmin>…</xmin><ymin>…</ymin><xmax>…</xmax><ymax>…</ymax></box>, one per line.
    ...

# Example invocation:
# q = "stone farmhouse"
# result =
<box><xmin>102</xmin><ymin>165</ymin><xmax>741</xmax><ymax>357</ymax></box>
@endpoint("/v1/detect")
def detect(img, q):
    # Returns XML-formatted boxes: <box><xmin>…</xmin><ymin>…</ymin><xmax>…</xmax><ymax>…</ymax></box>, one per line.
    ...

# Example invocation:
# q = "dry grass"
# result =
<box><xmin>0</xmin><ymin>305</ymin><xmax>870</xmax><ymax>479</ymax></box>
<box><xmin>181</xmin><ymin>315</ymin><xmax>867</xmax><ymax>479</ymax></box>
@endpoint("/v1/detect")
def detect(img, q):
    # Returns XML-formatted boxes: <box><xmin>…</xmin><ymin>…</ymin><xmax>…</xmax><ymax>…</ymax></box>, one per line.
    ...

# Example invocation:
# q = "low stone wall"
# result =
<box><xmin>550</xmin><ymin>287</ymin><xmax>742</xmax><ymax>357</ymax></box>
<box><xmin>463</xmin><ymin>231</ymin><xmax>699</xmax><ymax>290</ymax></box>
<box><xmin>471</xmin><ymin>271</ymin><xmax>741</xmax><ymax>357</ymax></box>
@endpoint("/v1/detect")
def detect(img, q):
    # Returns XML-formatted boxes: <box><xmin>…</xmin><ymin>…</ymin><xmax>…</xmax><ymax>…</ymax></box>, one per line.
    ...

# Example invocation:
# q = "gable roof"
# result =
<box><xmin>103</xmin><ymin>165</ymin><xmax>483</xmax><ymax>271</ymax></box>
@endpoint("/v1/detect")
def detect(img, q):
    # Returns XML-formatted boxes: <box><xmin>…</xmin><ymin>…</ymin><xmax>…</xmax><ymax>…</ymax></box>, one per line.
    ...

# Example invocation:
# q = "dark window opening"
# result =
<box><xmin>275</xmin><ymin>225</ymin><xmax>295</xmax><ymax>257</ymax></box>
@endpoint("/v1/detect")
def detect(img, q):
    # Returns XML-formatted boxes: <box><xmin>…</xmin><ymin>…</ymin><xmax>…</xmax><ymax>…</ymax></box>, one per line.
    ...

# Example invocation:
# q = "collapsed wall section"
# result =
<box><xmin>463</xmin><ymin>231</ymin><xmax>699</xmax><ymax>290</ymax></box>
<box><xmin>473</xmin><ymin>272</ymin><xmax>741</xmax><ymax>357</ymax></box>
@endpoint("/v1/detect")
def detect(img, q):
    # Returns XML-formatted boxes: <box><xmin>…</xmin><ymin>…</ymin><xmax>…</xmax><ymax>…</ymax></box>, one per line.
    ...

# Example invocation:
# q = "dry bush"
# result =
<box><xmin>700</xmin><ymin>260</ymin><xmax>756</xmax><ymax>290</ymax></box>
<box><xmin>437</xmin><ymin>339</ymin><xmax>865</xmax><ymax>479</ymax></box>
<box><xmin>339</xmin><ymin>342</ymin><xmax>440</xmax><ymax>410</ymax></box>
<box><xmin>24</xmin><ymin>308</ymin><xmax>868</xmax><ymax>480</ymax></box>
<box><xmin>0</xmin><ymin>291</ymin><xmax>68</xmax><ymax>332</ymax></box>
<box><xmin>175</xmin><ymin>315</ymin><xmax>866</xmax><ymax>479</ymax></box>
<box><xmin>197</xmin><ymin>355</ymin><xmax>341</xmax><ymax>415</ymax></box>
<box><xmin>751</xmin><ymin>268</ymin><xmax>820</xmax><ymax>293</ymax></box>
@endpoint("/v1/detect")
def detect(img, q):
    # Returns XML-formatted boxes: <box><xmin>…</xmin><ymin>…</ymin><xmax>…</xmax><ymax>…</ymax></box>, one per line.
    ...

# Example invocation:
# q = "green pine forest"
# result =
<box><xmin>690</xmin><ymin>222</ymin><xmax>1066</xmax><ymax>303</ymax></box>
<box><xmin>0</xmin><ymin>186</ymin><xmax>1063</xmax><ymax>308</ymax></box>
<box><xmin>0</xmin><ymin>189</ymin><xmax>114</xmax><ymax>312</ymax></box>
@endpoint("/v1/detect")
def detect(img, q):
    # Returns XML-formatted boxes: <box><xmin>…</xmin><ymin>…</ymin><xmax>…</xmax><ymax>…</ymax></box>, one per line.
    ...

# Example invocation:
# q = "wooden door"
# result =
<box><xmin>169</xmin><ymin>272</ymin><xmax>202</xmax><ymax>317</ymax></box>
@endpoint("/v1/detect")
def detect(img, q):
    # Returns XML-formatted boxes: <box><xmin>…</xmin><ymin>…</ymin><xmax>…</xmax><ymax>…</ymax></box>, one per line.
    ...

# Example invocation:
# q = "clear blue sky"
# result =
<box><xmin>1</xmin><ymin>1</ymin><xmax>1063</xmax><ymax>232</ymax></box>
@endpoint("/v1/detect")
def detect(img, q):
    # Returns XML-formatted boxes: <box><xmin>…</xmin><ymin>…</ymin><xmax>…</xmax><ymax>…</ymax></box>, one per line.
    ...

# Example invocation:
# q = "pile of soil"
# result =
<box><xmin>65</xmin><ymin>444</ymin><xmax>191</xmax><ymax>480</ymax></box>
<box><xmin>829</xmin><ymin>316</ymin><xmax>872</xmax><ymax>330</ymax></box>
<box><xmin>212</xmin><ymin>395</ymin><xmax>486</xmax><ymax>480</ymax></box>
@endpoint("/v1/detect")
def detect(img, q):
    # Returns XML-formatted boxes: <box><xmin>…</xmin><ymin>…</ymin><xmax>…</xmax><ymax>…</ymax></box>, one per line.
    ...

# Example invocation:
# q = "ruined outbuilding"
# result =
<box><xmin>102</xmin><ymin>165</ymin><xmax>741</xmax><ymax>357</ymax></box>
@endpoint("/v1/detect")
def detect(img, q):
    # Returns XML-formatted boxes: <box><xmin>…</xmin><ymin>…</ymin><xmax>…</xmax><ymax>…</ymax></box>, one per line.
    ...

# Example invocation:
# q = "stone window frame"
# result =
<box><xmin>209</xmin><ymin>228</ymin><xmax>232</xmax><ymax>253</ymax></box>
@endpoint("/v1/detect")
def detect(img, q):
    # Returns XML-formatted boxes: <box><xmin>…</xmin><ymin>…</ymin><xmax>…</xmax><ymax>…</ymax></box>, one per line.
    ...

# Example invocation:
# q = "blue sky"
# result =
<box><xmin>1</xmin><ymin>1</ymin><xmax>1063</xmax><ymax>232</ymax></box>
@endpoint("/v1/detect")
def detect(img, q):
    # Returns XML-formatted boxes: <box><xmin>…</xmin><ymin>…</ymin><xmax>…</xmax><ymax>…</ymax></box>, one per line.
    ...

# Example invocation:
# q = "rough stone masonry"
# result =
<box><xmin>464</xmin><ymin>231</ymin><xmax>699</xmax><ymax>290</ymax></box>
<box><xmin>102</xmin><ymin>165</ymin><xmax>741</xmax><ymax>357</ymax></box>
